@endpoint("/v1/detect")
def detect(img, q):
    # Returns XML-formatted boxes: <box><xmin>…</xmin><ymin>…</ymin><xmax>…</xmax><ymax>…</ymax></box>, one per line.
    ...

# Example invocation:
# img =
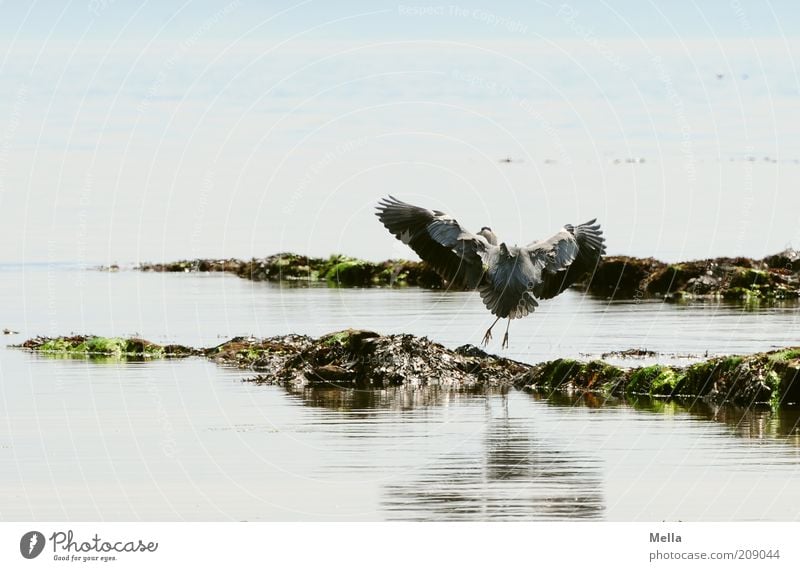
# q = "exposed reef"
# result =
<box><xmin>515</xmin><ymin>347</ymin><xmax>800</xmax><ymax>407</ymax></box>
<box><xmin>133</xmin><ymin>249</ymin><xmax>800</xmax><ymax>299</ymax></box>
<box><xmin>17</xmin><ymin>330</ymin><xmax>526</xmax><ymax>389</ymax></box>
<box><xmin>583</xmin><ymin>248</ymin><xmax>800</xmax><ymax>301</ymax></box>
<box><xmin>137</xmin><ymin>253</ymin><xmax>446</xmax><ymax>288</ymax></box>
<box><xmin>18</xmin><ymin>335</ymin><xmax>198</xmax><ymax>358</ymax></box>
<box><xmin>209</xmin><ymin>329</ymin><xmax>528</xmax><ymax>388</ymax></box>
<box><xmin>14</xmin><ymin>332</ymin><xmax>800</xmax><ymax>405</ymax></box>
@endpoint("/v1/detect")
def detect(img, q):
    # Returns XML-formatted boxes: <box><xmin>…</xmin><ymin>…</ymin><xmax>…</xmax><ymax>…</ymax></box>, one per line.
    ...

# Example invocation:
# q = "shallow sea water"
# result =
<box><xmin>1</xmin><ymin>267</ymin><xmax>799</xmax><ymax>521</ymax></box>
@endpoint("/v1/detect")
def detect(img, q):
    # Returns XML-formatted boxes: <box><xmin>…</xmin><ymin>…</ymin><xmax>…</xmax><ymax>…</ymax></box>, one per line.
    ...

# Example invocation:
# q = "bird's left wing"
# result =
<box><xmin>525</xmin><ymin>219</ymin><xmax>606</xmax><ymax>299</ymax></box>
<box><xmin>375</xmin><ymin>196</ymin><xmax>489</xmax><ymax>289</ymax></box>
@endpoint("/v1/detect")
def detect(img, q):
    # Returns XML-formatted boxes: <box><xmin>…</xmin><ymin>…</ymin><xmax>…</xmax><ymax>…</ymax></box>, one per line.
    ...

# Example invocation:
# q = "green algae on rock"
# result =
<box><xmin>137</xmin><ymin>253</ymin><xmax>447</xmax><ymax>288</ymax></box>
<box><xmin>582</xmin><ymin>249</ymin><xmax>800</xmax><ymax>301</ymax></box>
<box><xmin>15</xmin><ymin>333</ymin><xmax>800</xmax><ymax>405</ymax></box>
<box><xmin>18</xmin><ymin>335</ymin><xmax>196</xmax><ymax>358</ymax></box>
<box><xmin>135</xmin><ymin>249</ymin><xmax>800</xmax><ymax>298</ymax></box>
<box><xmin>515</xmin><ymin>347</ymin><xmax>800</xmax><ymax>406</ymax></box>
<box><xmin>214</xmin><ymin>329</ymin><xmax>528</xmax><ymax>389</ymax></box>
<box><xmin>17</xmin><ymin>331</ymin><xmax>526</xmax><ymax>389</ymax></box>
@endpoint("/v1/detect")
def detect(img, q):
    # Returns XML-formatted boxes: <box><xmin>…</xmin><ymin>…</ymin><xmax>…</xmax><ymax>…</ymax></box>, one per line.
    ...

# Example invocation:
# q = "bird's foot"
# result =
<box><xmin>501</xmin><ymin>332</ymin><xmax>509</xmax><ymax>349</ymax></box>
<box><xmin>482</xmin><ymin>329</ymin><xmax>493</xmax><ymax>346</ymax></box>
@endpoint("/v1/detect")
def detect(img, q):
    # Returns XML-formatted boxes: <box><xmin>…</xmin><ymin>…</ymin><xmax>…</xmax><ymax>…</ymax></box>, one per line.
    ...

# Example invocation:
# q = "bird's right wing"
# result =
<box><xmin>375</xmin><ymin>196</ymin><xmax>489</xmax><ymax>289</ymax></box>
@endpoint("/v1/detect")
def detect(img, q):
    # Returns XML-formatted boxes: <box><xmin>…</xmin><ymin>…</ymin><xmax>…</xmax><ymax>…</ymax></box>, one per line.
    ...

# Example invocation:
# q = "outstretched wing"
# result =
<box><xmin>478</xmin><ymin>220</ymin><xmax>606</xmax><ymax>319</ymax></box>
<box><xmin>375</xmin><ymin>196</ymin><xmax>489</xmax><ymax>289</ymax></box>
<box><xmin>527</xmin><ymin>219</ymin><xmax>606</xmax><ymax>300</ymax></box>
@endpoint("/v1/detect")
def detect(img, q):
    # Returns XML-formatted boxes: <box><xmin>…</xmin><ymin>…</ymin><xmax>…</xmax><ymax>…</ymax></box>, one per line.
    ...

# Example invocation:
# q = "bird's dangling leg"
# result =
<box><xmin>482</xmin><ymin>316</ymin><xmax>501</xmax><ymax>346</ymax></box>
<box><xmin>501</xmin><ymin>319</ymin><xmax>511</xmax><ymax>349</ymax></box>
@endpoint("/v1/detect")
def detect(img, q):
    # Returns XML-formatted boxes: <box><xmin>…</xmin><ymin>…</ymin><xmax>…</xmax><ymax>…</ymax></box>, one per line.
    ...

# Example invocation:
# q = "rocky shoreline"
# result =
<box><xmin>586</xmin><ymin>248</ymin><xmax>800</xmax><ymax>301</ymax></box>
<box><xmin>515</xmin><ymin>349</ymin><xmax>800</xmax><ymax>407</ymax></box>
<box><xmin>14</xmin><ymin>331</ymin><xmax>800</xmax><ymax>406</ymax></box>
<box><xmin>134</xmin><ymin>253</ymin><xmax>446</xmax><ymax>288</ymax></box>
<box><xmin>16</xmin><ymin>330</ymin><xmax>527</xmax><ymax>389</ymax></box>
<box><xmin>130</xmin><ymin>248</ymin><xmax>800</xmax><ymax>299</ymax></box>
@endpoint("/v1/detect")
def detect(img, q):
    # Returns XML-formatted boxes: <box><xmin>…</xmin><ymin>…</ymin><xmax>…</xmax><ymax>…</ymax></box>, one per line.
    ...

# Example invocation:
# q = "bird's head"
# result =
<box><xmin>478</xmin><ymin>226</ymin><xmax>498</xmax><ymax>246</ymax></box>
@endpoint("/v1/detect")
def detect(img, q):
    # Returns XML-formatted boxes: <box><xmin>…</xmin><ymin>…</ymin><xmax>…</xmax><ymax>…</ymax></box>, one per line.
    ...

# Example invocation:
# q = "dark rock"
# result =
<box><xmin>763</xmin><ymin>248</ymin><xmax>800</xmax><ymax>272</ymax></box>
<box><xmin>515</xmin><ymin>347</ymin><xmax>800</xmax><ymax>406</ymax></box>
<box><xmin>205</xmin><ymin>329</ymin><xmax>526</xmax><ymax>388</ymax></box>
<box><xmin>136</xmin><ymin>253</ymin><xmax>448</xmax><ymax>289</ymax></box>
<box><xmin>14</xmin><ymin>332</ymin><xmax>800</xmax><ymax>406</ymax></box>
<box><xmin>307</xmin><ymin>364</ymin><xmax>356</xmax><ymax>382</ymax></box>
<box><xmin>584</xmin><ymin>253</ymin><xmax>800</xmax><ymax>301</ymax></box>
<box><xmin>135</xmin><ymin>249</ymin><xmax>800</xmax><ymax>299</ymax></box>
<box><xmin>586</xmin><ymin>256</ymin><xmax>665</xmax><ymax>297</ymax></box>
<box><xmin>601</xmin><ymin>348</ymin><xmax>657</xmax><ymax>359</ymax></box>
<box><xmin>646</xmin><ymin>264</ymin><xmax>704</xmax><ymax>295</ymax></box>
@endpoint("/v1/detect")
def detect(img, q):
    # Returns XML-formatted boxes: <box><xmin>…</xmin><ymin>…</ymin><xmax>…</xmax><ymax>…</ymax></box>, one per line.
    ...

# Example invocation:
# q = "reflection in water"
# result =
<box><xmin>3</xmin><ymin>267</ymin><xmax>800</xmax><ymax>521</ymax></box>
<box><xmin>289</xmin><ymin>385</ymin><xmax>800</xmax><ymax>443</ymax></box>
<box><xmin>381</xmin><ymin>401</ymin><xmax>604</xmax><ymax>521</ymax></box>
<box><xmin>285</xmin><ymin>385</ymin><xmax>505</xmax><ymax>414</ymax></box>
<box><xmin>279</xmin><ymin>386</ymin><xmax>605</xmax><ymax>520</ymax></box>
<box><xmin>536</xmin><ymin>391</ymin><xmax>800</xmax><ymax>443</ymax></box>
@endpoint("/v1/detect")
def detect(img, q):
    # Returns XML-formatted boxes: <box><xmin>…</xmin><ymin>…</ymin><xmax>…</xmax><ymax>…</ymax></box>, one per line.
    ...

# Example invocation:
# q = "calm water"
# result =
<box><xmin>1</xmin><ymin>266</ymin><xmax>799</xmax><ymax>521</ymax></box>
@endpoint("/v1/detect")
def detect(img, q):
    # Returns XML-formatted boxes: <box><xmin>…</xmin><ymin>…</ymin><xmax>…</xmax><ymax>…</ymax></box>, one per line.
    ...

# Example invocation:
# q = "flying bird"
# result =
<box><xmin>376</xmin><ymin>196</ymin><xmax>606</xmax><ymax>348</ymax></box>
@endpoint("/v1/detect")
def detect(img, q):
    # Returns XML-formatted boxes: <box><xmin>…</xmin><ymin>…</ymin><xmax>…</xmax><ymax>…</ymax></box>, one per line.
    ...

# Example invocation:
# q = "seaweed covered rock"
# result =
<box><xmin>515</xmin><ymin>347</ymin><xmax>800</xmax><ymax>406</ymax></box>
<box><xmin>136</xmin><ymin>249</ymin><xmax>800</xmax><ymax>298</ymax></box>
<box><xmin>584</xmin><ymin>252</ymin><xmax>800</xmax><ymax>300</ymax></box>
<box><xmin>138</xmin><ymin>253</ymin><xmax>447</xmax><ymax>288</ymax></box>
<box><xmin>138</xmin><ymin>258</ymin><xmax>244</xmax><ymax>273</ymax></box>
<box><xmin>237</xmin><ymin>253</ymin><xmax>323</xmax><ymax>282</ymax></box>
<box><xmin>240</xmin><ymin>329</ymin><xmax>527</xmax><ymax>388</ymax></box>
<box><xmin>763</xmin><ymin>248</ymin><xmax>800</xmax><ymax>272</ymax></box>
<box><xmin>17</xmin><ymin>330</ymin><xmax>523</xmax><ymax>387</ymax></box>
<box><xmin>513</xmin><ymin>358</ymin><xmax>626</xmax><ymax>394</ymax></box>
<box><xmin>158</xmin><ymin>330</ymin><xmax>527</xmax><ymax>387</ymax></box>
<box><xmin>645</xmin><ymin>264</ymin><xmax>705</xmax><ymax>295</ymax></box>
<box><xmin>206</xmin><ymin>334</ymin><xmax>314</xmax><ymax>371</ymax></box>
<box><xmin>17</xmin><ymin>335</ymin><xmax>196</xmax><ymax>358</ymax></box>
<box><xmin>585</xmin><ymin>256</ymin><xmax>665</xmax><ymax>297</ymax></box>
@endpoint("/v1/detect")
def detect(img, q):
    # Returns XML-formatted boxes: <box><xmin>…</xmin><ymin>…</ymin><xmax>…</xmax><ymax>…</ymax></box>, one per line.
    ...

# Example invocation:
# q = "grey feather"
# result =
<box><xmin>376</xmin><ymin>196</ymin><xmax>606</xmax><ymax>321</ymax></box>
<box><xmin>375</xmin><ymin>196</ymin><xmax>489</xmax><ymax>289</ymax></box>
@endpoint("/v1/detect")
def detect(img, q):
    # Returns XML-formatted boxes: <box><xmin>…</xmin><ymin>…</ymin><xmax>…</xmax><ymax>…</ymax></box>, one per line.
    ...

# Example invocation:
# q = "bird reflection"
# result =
<box><xmin>380</xmin><ymin>393</ymin><xmax>605</xmax><ymax>520</ymax></box>
<box><xmin>284</xmin><ymin>385</ymin><xmax>493</xmax><ymax>415</ymax></box>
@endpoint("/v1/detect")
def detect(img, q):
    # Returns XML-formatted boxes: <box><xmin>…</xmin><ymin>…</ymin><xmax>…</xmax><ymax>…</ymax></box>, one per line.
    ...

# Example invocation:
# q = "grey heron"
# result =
<box><xmin>376</xmin><ymin>196</ymin><xmax>606</xmax><ymax>348</ymax></box>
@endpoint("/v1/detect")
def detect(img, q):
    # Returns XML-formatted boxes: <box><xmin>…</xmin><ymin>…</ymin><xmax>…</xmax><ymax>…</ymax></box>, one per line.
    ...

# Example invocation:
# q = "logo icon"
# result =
<box><xmin>20</xmin><ymin>531</ymin><xmax>45</xmax><ymax>559</ymax></box>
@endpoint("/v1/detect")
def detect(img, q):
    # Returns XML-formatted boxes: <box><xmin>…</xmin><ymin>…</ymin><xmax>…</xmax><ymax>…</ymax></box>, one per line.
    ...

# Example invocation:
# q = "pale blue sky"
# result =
<box><xmin>3</xmin><ymin>1</ymin><xmax>800</xmax><ymax>39</ymax></box>
<box><xmin>1</xmin><ymin>1</ymin><xmax>799</xmax><ymax>263</ymax></box>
